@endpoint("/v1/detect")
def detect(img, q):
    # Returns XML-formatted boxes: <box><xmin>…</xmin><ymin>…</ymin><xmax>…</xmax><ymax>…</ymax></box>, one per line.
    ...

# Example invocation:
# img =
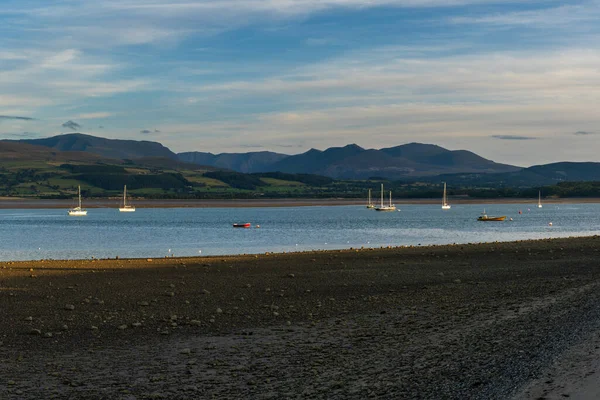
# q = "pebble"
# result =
<box><xmin>64</xmin><ymin>304</ymin><xmax>75</xmax><ymax>311</ymax></box>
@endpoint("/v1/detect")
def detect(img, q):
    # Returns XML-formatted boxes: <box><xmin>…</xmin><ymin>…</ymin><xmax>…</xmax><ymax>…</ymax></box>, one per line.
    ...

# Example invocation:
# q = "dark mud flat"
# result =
<box><xmin>1</xmin><ymin>237</ymin><xmax>600</xmax><ymax>399</ymax></box>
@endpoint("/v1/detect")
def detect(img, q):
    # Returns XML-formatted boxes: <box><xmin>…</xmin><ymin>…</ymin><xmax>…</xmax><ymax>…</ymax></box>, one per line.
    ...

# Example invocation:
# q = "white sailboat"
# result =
<box><xmin>119</xmin><ymin>185</ymin><xmax>135</xmax><ymax>212</ymax></box>
<box><xmin>366</xmin><ymin>189</ymin><xmax>375</xmax><ymax>209</ymax></box>
<box><xmin>68</xmin><ymin>186</ymin><xmax>87</xmax><ymax>216</ymax></box>
<box><xmin>538</xmin><ymin>190</ymin><xmax>542</xmax><ymax>208</ymax></box>
<box><xmin>442</xmin><ymin>182</ymin><xmax>451</xmax><ymax>210</ymax></box>
<box><xmin>375</xmin><ymin>184</ymin><xmax>396</xmax><ymax>212</ymax></box>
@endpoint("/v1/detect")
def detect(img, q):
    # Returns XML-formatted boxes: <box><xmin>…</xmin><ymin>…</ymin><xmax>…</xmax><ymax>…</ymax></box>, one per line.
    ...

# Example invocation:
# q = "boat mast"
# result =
<box><xmin>443</xmin><ymin>182</ymin><xmax>446</xmax><ymax>205</ymax></box>
<box><xmin>389</xmin><ymin>191</ymin><xmax>392</xmax><ymax>206</ymax></box>
<box><xmin>368</xmin><ymin>189</ymin><xmax>371</xmax><ymax>206</ymax></box>
<box><xmin>380</xmin><ymin>184</ymin><xmax>384</xmax><ymax>208</ymax></box>
<box><xmin>78</xmin><ymin>186</ymin><xmax>82</xmax><ymax>208</ymax></box>
<box><xmin>124</xmin><ymin>185</ymin><xmax>127</xmax><ymax>207</ymax></box>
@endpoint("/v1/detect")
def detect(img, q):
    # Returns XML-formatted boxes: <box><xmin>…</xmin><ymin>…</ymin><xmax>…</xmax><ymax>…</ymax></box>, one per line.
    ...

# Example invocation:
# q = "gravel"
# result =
<box><xmin>1</xmin><ymin>236</ymin><xmax>600</xmax><ymax>399</ymax></box>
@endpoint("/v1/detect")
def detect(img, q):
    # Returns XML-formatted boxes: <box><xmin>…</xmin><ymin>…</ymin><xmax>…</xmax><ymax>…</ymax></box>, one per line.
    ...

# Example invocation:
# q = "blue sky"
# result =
<box><xmin>1</xmin><ymin>0</ymin><xmax>599</xmax><ymax>166</ymax></box>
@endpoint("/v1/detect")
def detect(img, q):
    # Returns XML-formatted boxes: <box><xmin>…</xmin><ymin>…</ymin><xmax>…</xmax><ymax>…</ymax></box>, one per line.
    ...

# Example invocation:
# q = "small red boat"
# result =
<box><xmin>233</xmin><ymin>223</ymin><xmax>251</xmax><ymax>228</ymax></box>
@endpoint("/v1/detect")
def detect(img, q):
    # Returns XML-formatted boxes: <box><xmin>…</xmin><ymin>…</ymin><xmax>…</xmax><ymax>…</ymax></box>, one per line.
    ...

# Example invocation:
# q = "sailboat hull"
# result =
<box><xmin>119</xmin><ymin>207</ymin><xmax>136</xmax><ymax>212</ymax></box>
<box><xmin>375</xmin><ymin>206</ymin><xmax>396</xmax><ymax>212</ymax></box>
<box><xmin>442</xmin><ymin>205</ymin><xmax>451</xmax><ymax>210</ymax></box>
<box><xmin>68</xmin><ymin>209</ymin><xmax>87</xmax><ymax>216</ymax></box>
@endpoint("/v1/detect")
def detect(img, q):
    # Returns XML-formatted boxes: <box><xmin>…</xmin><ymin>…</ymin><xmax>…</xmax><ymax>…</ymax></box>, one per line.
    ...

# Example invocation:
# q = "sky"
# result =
<box><xmin>0</xmin><ymin>0</ymin><xmax>599</xmax><ymax>166</ymax></box>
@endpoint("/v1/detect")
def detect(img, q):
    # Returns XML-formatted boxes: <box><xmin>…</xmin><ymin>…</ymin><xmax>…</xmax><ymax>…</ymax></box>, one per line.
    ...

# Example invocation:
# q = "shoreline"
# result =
<box><xmin>2</xmin><ymin>234</ymin><xmax>597</xmax><ymax>263</ymax></box>
<box><xmin>0</xmin><ymin>196</ymin><xmax>599</xmax><ymax>209</ymax></box>
<box><xmin>2</xmin><ymin>236</ymin><xmax>600</xmax><ymax>399</ymax></box>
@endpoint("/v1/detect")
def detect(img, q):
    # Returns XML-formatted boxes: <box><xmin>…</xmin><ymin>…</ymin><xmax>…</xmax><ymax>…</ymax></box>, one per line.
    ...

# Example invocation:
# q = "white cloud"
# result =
<box><xmin>74</xmin><ymin>112</ymin><xmax>113</xmax><ymax>119</ymax></box>
<box><xmin>450</xmin><ymin>1</ymin><xmax>600</xmax><ymax>27</ymax></box>
<box><xmin>157</xmin><ymin>45</ymin><xmax>600</xmax><ymax>164</ymax></box>
<box><xmin>193</xmin><ymin>47</ymin><xmax>600</xmax><ymax>106</ymax></box>
<box><xmin>0</xmin><ymin>46</ymin><xmax>151</xmax><ymax>112</ymax></box>
<box><xmin>1</xmin><ymin>0</ymin><xmax>551</xmax><ymax>49</ymax></box>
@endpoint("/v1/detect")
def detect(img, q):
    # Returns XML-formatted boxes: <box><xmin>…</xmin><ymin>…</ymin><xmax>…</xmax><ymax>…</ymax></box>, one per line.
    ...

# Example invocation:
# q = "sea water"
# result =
<box><xmin>0</xmin><ymin>204</ymin><xmax>599</xmax><ymax>261</ymax></box>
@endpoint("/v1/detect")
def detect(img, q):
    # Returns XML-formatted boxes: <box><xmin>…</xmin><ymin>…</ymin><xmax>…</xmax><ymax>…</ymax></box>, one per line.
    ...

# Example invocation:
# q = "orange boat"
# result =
<box><xmin>477</xmin><ymin>210</ymin><xmax>506</xmax><ymax>221</ymax></box>
<box><xmin>233</xmin><ymin>223</ymin><xmax>251</xmax><ymax>228</ymax></box>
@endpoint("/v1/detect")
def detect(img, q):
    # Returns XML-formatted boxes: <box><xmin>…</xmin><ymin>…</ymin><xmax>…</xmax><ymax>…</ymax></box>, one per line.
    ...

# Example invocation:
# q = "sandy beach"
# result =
<box><xmin>1</xmin><ymin>237</ymin><xmax>600</xmax><ymax>399</ymax></box>
<box><xmin>0</xmin><ymin>197</ymin><xmax>599</xmax><ymax>209</ymax></box>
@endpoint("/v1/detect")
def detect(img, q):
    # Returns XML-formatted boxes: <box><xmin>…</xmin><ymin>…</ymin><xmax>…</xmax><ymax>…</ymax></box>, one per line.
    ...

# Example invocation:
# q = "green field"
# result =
<box><xmin>1</xmin><ymin>157</ymin><xmax>599</xmax><ymax>200</ymax></box>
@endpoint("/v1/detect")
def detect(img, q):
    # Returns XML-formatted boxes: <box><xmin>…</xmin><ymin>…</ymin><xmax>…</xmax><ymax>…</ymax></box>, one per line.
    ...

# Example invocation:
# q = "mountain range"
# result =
<box><xmin>14</xmin><ymin>133</ymin><xmax>519</xmax><ymax>179</ymax></box>
<box><xmin>5</xmin><ymin>133</ymin><xmax>600</xmax><ymax>187</ymax></box>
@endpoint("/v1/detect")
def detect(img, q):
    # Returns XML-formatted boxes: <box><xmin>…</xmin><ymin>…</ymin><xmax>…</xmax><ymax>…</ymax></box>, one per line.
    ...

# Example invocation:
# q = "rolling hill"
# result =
<box><xmin>423</xmin><ymin>162</ymin><xmax>600</xmax><ymax>188</ymax></box>
<box><xmin>11</xmin><ymin>133</ymin><xmax>177</xmax><ymax>160</ymax></box>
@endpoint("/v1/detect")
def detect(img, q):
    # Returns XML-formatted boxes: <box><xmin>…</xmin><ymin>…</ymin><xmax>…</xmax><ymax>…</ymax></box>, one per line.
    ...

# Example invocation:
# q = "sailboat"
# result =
<box><xmin>441</xmin><ymin>182</ymin><xmax>451</xmax><ymax>210</ymax></box>
<box><xmin>68</xmin><ymin>186</ymin><xmax>87</xmax><ymax>216</ymax></box>
<box><xmin>537</xmin><ymin>191</ymin><xmax>542</xmax><ymax>208</ymax></box>
<box><xmin>366</xmin><ymin>189</ymin><xmax>375</xmax><ymax>209</ymax></box>
<box><xmin>375</xmin><ymin>184</ymin><xmax>396</xmax><ymax>212</ymax></box>
<box><xmin>119</xmin><ymin>185</ymin><xmax>135</xmax><ymax>212</ymax></box>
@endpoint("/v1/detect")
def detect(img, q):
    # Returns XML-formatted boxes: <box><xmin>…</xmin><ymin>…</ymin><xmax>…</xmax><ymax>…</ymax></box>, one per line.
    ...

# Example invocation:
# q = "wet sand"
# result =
<box><xmin>0</xmin><ymin>197</ymin><xmax>599</xmax><ymax>209</ymax></box>
<box><xmin>1</xmin><ymin>237</ymin><xmax>600</xmax><ymax>399</ymax></box>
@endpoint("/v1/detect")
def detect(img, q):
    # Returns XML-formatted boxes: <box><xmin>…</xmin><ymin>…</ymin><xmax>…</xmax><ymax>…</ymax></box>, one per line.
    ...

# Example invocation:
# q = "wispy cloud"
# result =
<box><xmin>140</xmin><ymin>129</ymin><xmax>161</xmax><ymax>134</ymax></box>
<box><xmin>450</xmin><ymin>2</ymin><xmax>600</xmax><ymax>27</ymax></box>
<box><xmin>574</xmin><ymin>131</ymin><xmax>595</xmax><ymax>135</ymax></box>
<box><xmin>0</xmin><ymin>115</ymin><xmax>35</xmax><ymax>121</ymax></box>
<box><xmin>2</xmin><ymin>131</ymin><xmax>42</xmax><ymax>139</ymax></box>
<box><xmin>492</xmin><ymin>135</ymin><xmax>538</xmax><ymax>140</ymax></box>
<box><xmin>74</xmin><ymin>112</ymin><xmax>112</xmax><ymax>119</ymax></box>
<box><xmin>62</xmin><ymin>120</ymin><xmax>81</xmax><ymax>131</ymax></box>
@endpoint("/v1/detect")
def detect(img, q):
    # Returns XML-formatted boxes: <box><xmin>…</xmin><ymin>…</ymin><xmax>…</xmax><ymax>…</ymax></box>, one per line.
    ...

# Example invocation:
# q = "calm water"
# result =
<box><xmin>1</xmin><ymin>203</ymin><xmax>599</xmax><ymax>261</ymax></box>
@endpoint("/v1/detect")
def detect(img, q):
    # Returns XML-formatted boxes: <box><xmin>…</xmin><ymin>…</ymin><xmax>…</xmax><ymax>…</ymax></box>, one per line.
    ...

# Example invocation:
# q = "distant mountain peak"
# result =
<box><xmin>9</xmin><ymin>133</ymin><xmax>176</xmax><ymax>160</ymax></box>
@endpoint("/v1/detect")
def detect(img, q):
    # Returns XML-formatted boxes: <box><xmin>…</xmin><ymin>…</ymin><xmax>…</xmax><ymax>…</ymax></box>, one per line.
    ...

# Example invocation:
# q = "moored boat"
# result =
<box><xmin>366</xmin><ymin>189</ymin><xmax>375</xmax><ymax>209</ymax></box>
<box><xmin>441</xmin><ymin>182</ymin><xmax>451</xmax><ymax>210</ymax></box>
<box><xmin>233</xmin><ymin>223</ymin><xmax>251</xmax><ymax>228</ymax></box>
<box><xmin>375</xmin><ymin>184</ymin><xmax>396</xmax><ymax>212</ymax></box>
<box><xmin>68</xmin><ymin>186</ymin><xmax>87</xmax><ymax>216</ymax></box>
<box><xmin>119</xmin><ymin>185</ymin><xmax>135</xmax><ymax>212</ymax></box>
<box><xmin>477</xmin><ymin>210</ymin><xmax>506</xmax><ymax>221</ymax></box>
